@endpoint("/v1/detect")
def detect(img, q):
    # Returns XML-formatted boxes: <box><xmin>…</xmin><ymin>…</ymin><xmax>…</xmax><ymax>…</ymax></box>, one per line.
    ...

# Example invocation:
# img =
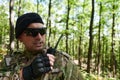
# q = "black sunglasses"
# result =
<box><xmin>24</xmin><ymin>27</ymin><xmax>46</xmax><ymax>37</ymax></box>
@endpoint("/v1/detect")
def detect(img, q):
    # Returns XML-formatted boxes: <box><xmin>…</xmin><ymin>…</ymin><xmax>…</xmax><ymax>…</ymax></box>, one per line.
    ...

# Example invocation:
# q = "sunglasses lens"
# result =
<box><xmin>39</xmin><ymin>28</ymin><xmax>46</xmax><ymax>35</ymax></box>
<box><xmin>24</xmin><ymin>30</ymin><xmax>33</xmax><ymax>36</ymax></box>
<box><xmin>25</xmin><ymin>28</ymin><xmax>46</xmax><ymax>37</ymax></box>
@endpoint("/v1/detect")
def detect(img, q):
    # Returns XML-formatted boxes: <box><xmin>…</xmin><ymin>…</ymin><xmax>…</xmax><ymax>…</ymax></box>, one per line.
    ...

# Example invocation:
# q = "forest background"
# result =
<box><xmin>0</xmin><ymin>0</ymin><xmax>120</xmax><ymax>80</ymax></box>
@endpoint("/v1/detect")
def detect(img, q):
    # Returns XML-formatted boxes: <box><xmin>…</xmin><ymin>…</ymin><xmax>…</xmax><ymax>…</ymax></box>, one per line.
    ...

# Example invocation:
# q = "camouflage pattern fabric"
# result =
<box><xmin>0</xmin><ymin>49</ymin><xmax>84</xmax><ymax>80</ymax></box>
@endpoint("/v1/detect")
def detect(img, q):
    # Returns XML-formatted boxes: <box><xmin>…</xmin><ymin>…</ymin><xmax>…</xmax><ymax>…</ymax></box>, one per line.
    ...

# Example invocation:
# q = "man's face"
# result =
<box><xmin>19</xmin><ymin>23</ymin><xmax>46</xmax><ymax>52</ymax></box>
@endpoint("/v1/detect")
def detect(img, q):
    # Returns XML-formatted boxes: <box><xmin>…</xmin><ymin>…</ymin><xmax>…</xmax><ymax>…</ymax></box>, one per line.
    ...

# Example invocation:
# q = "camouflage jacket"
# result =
<box><xmin>0</xmin><ymin>49</ymin><xmax>84</xmax><ymax>80</ymax></box>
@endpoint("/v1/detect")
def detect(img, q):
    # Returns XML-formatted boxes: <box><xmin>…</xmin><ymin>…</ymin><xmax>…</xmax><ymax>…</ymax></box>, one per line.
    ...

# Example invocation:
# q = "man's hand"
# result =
<box><xmin>22</xmin><ymin>53</ymin><xmax>55</xmax><ymax>80</ymax></box>
<box><xmin>47</xmin><ymin>54</ymin><xmax>55</xmax><ymax>69</ymax></box>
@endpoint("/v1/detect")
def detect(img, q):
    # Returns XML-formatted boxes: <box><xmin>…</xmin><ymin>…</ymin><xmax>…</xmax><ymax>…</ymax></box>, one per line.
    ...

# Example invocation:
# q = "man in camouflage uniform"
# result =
<box><xmin>0</xmin><ymin>12</ymin><xmax>84</xmax><ymax>80</ymax></box>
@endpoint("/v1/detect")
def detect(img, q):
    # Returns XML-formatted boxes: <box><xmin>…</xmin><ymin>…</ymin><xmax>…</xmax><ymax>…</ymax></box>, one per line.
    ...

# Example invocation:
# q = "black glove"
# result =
<box><xmin>47</xmin><ymin>47</ymin><xmax>56</xmax><ymax>55</ymax></box>
<box><xmin>22</xmin><ymin>54</ymin><xmax>51</xmax><ymax>80</ymax></box>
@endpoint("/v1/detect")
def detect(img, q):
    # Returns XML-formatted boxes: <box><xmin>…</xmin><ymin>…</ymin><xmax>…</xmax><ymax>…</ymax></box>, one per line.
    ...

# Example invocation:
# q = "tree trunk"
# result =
<box><xmin>87</xmin><ymin>0</ymin><xmax>94</xmax><ymax>73</ymax></box>
<box><xmin>78</xmin><ymin>0</ymin><xmax>85</xmax><ymax>68</ymax></box>
<box><xmin>9</xmin><ymin>0</ymin><xmax>15</xmax><ymax>54</ymax></box>
<box><xmin>97</xmin><ymin>2</ymin><xmax>102</xmax><ymax>75</ymax></box>
<box><xmin>65</xmin><ymin>0</ymin><xmax>70</xmax><ymax>53</ymax></box>
<box><xmin>47</xmin><ymin>0</ymin><xmax>52</xmax><ymax>47</ymax></box>
<box><xmin>72</xmin><ymin>36</ymin><xmax>75</xmax><ymax>57</ymax></box>
<box><xmin>78</xmin><ymin>35</ymin><xmax>82</xmax><ymax>68</ymax></box>
<box><xmin>18</xmin><ymin>0</ymin><xmax>21</xmax><ymax>16</ymax></box>
<box><xmin>16</xmin><ymin>0</ymin><xmax>21</xmax><ymax>50</ymax></box>
<box><xmin>101</xmin><ymin>35</ymin><xmax>105</xmax><ymax>76</ymax></box>
<box><xmin>37</xmin><ymin>0</ymin><xmax>39</xmax><ymax>13</ymax></box>
<box><xmin>110</xmin><ymin>2</ymin><xmax>116</xmax><ymax>77</ymax></box>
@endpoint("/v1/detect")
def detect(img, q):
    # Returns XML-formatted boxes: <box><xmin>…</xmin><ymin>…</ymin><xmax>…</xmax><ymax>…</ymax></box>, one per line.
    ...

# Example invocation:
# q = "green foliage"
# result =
<box><xmin>0</xmin><ymin>48</ymin><xmax>7</xmax><ymax>60</ymax></box>
<box><xmin>0</xmin><ymin>2</ymin><xmax>9</xmax><ymax>45</ymax></box>
<box><xmin>82</xmin><ymin>71</ymin><xmax>119</xmax><ymax>80</ymax></box>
